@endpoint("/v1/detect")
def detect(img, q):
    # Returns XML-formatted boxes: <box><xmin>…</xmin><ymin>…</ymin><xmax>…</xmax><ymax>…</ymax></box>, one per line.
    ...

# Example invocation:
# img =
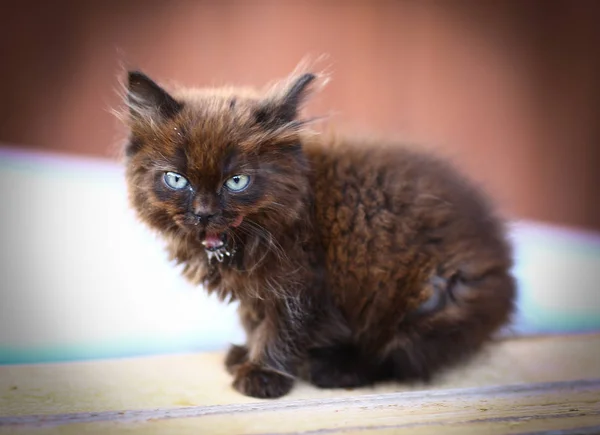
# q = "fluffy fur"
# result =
<box><xmin>119</xmin><ymin>68</ymin><xmax>515</xmax><ymax>399</ymax></box>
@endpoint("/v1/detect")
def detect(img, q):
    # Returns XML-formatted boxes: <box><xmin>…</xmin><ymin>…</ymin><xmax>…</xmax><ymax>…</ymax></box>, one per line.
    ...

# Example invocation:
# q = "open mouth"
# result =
<box><xmin>198</xmin><ymin>216</ymin><xmax>243</xmax><ymax>252</ymax></box>
<box><xmin>201</xmin><ymin>231</ymin><xmax>227</xmax><ymax>251</ymax></box>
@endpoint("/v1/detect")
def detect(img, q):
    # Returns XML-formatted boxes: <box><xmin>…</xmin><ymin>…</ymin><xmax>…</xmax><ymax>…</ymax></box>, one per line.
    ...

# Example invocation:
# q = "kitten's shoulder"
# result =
<box><xmin>302</xmin><ymin>132</ymin><xmax>498</xmax><ymax>223</ymax></box>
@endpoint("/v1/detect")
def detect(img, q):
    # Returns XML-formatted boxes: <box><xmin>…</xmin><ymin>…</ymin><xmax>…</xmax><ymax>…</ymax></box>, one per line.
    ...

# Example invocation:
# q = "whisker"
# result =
<box><xmin>242</xmin><ymin>219</ymin><xmax>290</xmax><ymax>266</ymax></box>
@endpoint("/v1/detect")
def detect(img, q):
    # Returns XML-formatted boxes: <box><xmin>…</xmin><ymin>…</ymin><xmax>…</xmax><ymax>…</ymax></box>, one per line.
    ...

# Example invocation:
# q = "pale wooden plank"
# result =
<box><xmin>1</xmin><ymin>334</ymin><xmax>599</xmax><ymax>418</ymax></box>
<box><xmin>2</xmin><ymin>379</ymin><xmax>598</xmax><ymax>434</ymax></box>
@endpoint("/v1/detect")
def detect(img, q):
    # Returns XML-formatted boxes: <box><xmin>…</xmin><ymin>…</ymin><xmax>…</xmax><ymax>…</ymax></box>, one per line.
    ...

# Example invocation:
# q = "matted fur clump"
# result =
<box><xmin>118</xmin><ymin>68</ymin><xmax>515</xmax><ymax>398</ymax></box>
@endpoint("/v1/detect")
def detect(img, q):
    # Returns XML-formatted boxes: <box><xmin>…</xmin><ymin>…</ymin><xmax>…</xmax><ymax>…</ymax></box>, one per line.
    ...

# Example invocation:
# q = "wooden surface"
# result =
<box><xmin>1</xmin><ymin>334</ymin><xmax>599</xmax><ymax>434</ymax></box>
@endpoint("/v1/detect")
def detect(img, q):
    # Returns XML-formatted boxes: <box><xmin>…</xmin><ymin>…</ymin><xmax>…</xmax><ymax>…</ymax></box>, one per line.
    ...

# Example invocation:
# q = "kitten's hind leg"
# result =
<box><xmin>308</xmin><ymin>344</ymin><xmax>380</xmax><ymax>389</ymax></box>
<box><xmin>409</xmin><ymin>275</ymin><xmax>452</xmax><ymax>318</ymax></box>
<box><xmin>384</xmin><ymin>270</ymin><xmax>515</xmax><ymax>382</ymax></box>
<box><xmin>224</xmin><ymin>344</ymin><xmax>248</xmax><ymax>375</ymax></box>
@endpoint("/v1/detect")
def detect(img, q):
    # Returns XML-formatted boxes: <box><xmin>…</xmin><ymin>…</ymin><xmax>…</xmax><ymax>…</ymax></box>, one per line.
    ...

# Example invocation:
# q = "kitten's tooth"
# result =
<box><xmin>201</xmin><ymin>240</ymin><xmax>224</xmax><ymax>249</ymax></box>
<box><xmin>202</xmin><ymin>234</ymin><xmax>224</xmax><ymax>249</ymax></box>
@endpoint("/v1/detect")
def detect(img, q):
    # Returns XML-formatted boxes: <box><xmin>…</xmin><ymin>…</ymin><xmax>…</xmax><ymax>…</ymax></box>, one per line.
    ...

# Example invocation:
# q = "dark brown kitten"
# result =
<box><xmin>120</xmin><ymin>69</ymin><xmax>515</xmax><ymax>399</ymax></box>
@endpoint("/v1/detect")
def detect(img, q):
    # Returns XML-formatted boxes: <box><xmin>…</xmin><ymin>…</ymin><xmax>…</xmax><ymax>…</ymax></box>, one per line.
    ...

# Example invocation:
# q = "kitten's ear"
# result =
<box><xmin>257</xmin><ymin>73</ymin><xmax>316</xmax><ymax>128</ymax></box>
<box><xmin>126</xmin><ymin>71</ymin><xmax>182</xmax><ymax>121</ymax></box>
<box><xmin>277</xmin><ymin>73</ymin><xmax>316</xmax><ymax>122</ymax></box>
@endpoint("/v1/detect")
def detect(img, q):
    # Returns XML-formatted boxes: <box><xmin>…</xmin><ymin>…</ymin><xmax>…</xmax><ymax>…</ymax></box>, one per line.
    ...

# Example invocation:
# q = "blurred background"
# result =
<box><xmin>1</xmin><ymin>0</ymin><xmax>599</xmax><ymax>364</ymax></box>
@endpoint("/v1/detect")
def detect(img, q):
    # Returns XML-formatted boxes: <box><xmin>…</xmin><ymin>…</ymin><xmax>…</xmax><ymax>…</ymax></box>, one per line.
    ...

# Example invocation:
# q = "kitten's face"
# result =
<box><xmin>122</xmin><ymin>72</ymin><xmax>315</xmax><ymax>249</ymax></box>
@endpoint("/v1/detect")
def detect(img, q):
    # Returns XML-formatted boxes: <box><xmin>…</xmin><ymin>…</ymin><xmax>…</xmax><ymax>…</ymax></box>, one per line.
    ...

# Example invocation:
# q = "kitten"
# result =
<box><xmin>120</xmin><ymin>68</ymin><xmax>515</xmax><ymax>399</ymax></box>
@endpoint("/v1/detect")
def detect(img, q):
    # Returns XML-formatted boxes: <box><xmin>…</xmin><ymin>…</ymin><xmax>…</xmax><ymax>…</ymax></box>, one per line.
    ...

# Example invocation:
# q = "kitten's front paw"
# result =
<box><xmin>232</xmin><ymin>363</ymin><xmax>294</xmax><ymax>399</ymax></box>
<box><xmin>224</xmin><ymin>344</ymin><xmax>248</xmax><ymax>375</ymax></box>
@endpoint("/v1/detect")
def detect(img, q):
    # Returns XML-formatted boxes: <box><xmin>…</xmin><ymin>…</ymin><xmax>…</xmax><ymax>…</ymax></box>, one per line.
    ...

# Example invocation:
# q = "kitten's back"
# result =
<box><xmin>304</xmin><ymin>134</ymin><xmax>513</xmax><ymax>334</ymax></box>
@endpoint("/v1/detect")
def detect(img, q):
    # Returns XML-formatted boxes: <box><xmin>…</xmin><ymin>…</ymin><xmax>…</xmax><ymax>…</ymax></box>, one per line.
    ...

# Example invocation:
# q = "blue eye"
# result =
<box><xmin>164</xmin><ymin>172</ymin><xmax>189</xmax><ymax>190</ymax></box>
<box><xmin>224</xmin><ymin>174</ymin><xmax>250</xmax><ymax>192</ymax></box>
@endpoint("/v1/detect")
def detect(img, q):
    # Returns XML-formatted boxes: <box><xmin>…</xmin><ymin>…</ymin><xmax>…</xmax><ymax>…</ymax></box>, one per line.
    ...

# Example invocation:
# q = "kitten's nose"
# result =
<box><xmin>195</xmin><ymin>211</ymin><xmax>216</xmax><ymax>222</ymax></box>
<box><xmin>193</xmin><ymin>206</ymin><xmax>218</xmax><ymax>221</ymax></box>
<box><xmin>192</xmin><ymin>196</ymin><xmax>219</xmax><ymax>221</ymax></box>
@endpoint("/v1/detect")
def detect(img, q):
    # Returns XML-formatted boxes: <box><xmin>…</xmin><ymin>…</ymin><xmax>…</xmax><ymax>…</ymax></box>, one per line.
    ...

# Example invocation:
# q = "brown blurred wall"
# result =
<box><xmin>1</xmin><ymin>0</ymin><xmax>599</xmax><ymax>230</ymax></box>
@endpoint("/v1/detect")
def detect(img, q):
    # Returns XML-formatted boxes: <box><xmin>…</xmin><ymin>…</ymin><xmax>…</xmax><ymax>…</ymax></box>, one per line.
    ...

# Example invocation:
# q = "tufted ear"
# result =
<box><xmin>256</xmin><ymin>73</ymin><xmax>316</xmax><ymax>128</ymax></box>
<box><xmin>126</xmin><ymin>71</ymin><xmax>182</xmax><ymax>121</ymax></box>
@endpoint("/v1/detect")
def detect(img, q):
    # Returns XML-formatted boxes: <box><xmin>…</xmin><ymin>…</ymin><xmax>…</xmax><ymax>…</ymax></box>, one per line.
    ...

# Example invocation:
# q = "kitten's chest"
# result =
<box><xmin>215</xmin><ymin>262</ymin><xmax>273</xmax><ymax>301</ymax></box>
